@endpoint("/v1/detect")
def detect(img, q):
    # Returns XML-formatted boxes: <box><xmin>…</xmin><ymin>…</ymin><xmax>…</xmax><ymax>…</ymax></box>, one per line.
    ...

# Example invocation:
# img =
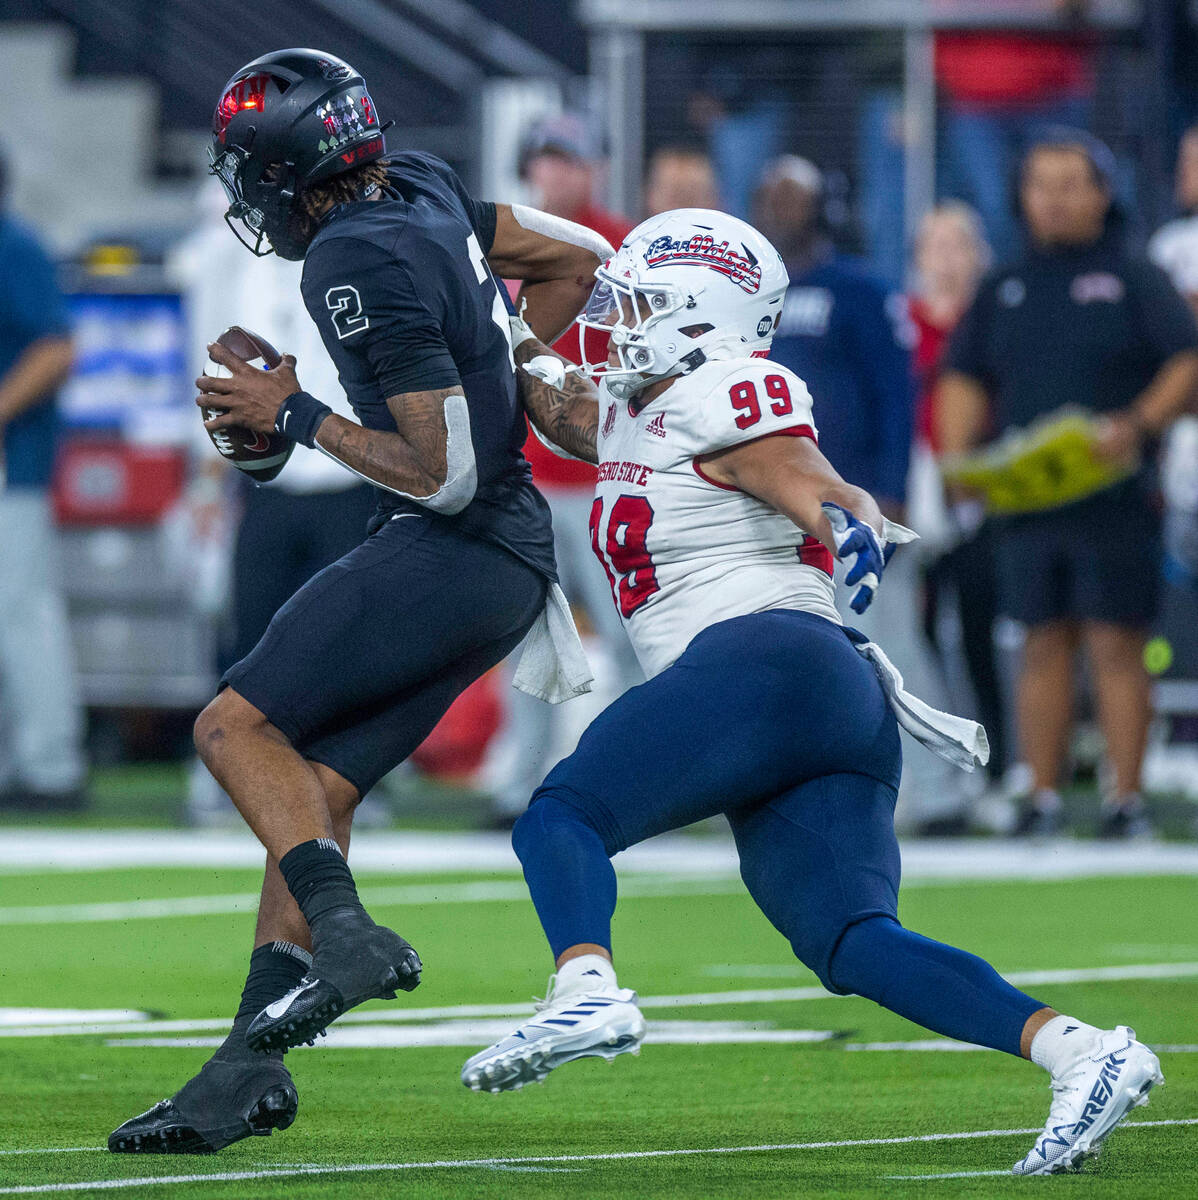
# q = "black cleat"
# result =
<box><xmin>108</xmin><ymin>1055</ymin><xmax>297</xmax><ymax>1154</ymax></box>
<box><xmin>246</xmin><ymin>909</ymin><xmax>421</xmax><ymax>1053</ymax></box>
<box><xmin>1097</xmin><ymin>805</ymin><xmax>1154</xmax><ymax>840</ymax></box>
<box><xmin>1010</xmin><ymin>804</ymin><xmax>1061</xmax><ymax>839</ymax></box>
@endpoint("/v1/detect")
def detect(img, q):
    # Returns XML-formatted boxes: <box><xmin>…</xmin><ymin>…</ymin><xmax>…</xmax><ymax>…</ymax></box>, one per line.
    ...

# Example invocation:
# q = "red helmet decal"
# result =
<box><xmin>214</xmin><ymin>73</ymin><xmax>271</xmax><ymax>142</ymax></box>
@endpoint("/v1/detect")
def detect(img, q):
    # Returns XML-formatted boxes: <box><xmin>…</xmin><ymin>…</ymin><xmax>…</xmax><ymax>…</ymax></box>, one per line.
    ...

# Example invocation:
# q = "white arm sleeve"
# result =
<box><xmin>510</xmin><ymin>204</ymin><xmax>616</xmax><ymax>261</ymax></box>
<box><xmin>314</xmin><ymin>394</ymin><xmax>478</xmax><ymax>515</ymax></box>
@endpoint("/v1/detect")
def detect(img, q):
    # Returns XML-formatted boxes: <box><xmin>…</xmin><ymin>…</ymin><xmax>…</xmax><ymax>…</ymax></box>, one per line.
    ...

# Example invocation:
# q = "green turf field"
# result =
<box><xmin>1</xmin><ymin>850</ymin><xmax>1196</xmax><ymax>1197</ymax></box>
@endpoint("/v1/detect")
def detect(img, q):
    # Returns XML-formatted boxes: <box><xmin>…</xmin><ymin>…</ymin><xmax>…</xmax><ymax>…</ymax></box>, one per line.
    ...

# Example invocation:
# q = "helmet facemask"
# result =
<box><xmin>208</xmin><ymin>145</ymin><xmax>309</xmax><ymax>260</ymax></box>
<box><xmin>578</xmin><ymin>264</ymin><xmax>708</xmax><ymax>400</ymax></box>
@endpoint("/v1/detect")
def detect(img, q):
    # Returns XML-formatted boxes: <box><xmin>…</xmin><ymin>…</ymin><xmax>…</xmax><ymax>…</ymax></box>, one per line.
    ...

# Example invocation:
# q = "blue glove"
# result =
<box><xmin>821</xmin><ymin>503</ymin><xmax>897</xmax><ymax>615</ymax></box>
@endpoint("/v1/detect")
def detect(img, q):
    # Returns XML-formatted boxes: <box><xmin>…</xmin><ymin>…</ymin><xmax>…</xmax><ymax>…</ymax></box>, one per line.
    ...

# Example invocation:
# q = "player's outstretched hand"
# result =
<box><xmin>198</xmin><ymin>343</ymin><xmax>300</xmax><ymax>436</ymax></box>
<box><xmin>822</xmin><ymin>502</ymin><xmax>916</xmax><ymax>615</ymax></box>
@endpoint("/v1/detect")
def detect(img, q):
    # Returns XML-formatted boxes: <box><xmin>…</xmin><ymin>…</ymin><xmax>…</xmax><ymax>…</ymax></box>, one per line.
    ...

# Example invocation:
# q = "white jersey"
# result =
<box><xmin>1149</xmin><ymin>215</ymin><xmax>1198</xmax><ymax>300</ymax></box>
<box><xmin>591</xmin><ymin>356</ymin><xmax>841</xmax><ymax>678</ymax></box>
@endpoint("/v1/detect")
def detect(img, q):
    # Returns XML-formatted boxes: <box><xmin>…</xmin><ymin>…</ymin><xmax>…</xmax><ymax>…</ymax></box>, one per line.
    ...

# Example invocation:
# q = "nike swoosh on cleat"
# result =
<box><xmin>264</xmin><ymin>980</ymin><xmax>318</xmax><ymax>1019</ymax></box>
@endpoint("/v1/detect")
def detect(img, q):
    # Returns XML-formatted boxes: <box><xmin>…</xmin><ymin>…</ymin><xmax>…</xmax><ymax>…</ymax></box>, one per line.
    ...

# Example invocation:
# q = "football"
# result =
<box><xmin>202</xmin><ymin>325</ymin><xmax>295</xmax><ymax>483</ymax></box>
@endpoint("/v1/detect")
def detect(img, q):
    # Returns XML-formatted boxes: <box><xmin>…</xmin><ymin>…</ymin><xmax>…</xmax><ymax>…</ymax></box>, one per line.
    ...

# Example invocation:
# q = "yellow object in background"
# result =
<box><xmin>941</xmin><ymin>408</ymin><xmax>1136</xmax><ymax>515</ymax></box>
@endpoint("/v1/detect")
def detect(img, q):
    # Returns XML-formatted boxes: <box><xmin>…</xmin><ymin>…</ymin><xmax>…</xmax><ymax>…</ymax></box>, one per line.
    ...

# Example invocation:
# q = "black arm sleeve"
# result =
<box><xmin>302</xmin><ymin>237</ymin><xmax>462</xmax><ymax>398</ymax></box>
<box><xmin>943</xmin><ymin>282</ymin><xmax>993</xmax><ymax>388</ymax></box>
<box><xmin>1126</xmin><ymin>259</ymin><xmax>1198</xmax><ymax>363</ymax></box>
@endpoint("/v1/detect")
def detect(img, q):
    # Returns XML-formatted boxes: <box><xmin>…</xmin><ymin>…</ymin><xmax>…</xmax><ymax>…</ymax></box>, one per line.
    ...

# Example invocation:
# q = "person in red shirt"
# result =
<box><xmin>516</xmin><ymin>114</ymin><xmax>632</xmax><ymax>502</ymax></box>
<box><xmin>908</xmin><ymin>202</ymin><xmax>1011</xmax><ymax>830</ymax></box>
<box><xmin>936</xmin><ymin>0</ymin><xmax>1096</xmax><ymax>258</ymax></box>
<box><xmin>487</xmin><ymin>114</ymin><xmax>638</xmax><ymax>825</ymax></box>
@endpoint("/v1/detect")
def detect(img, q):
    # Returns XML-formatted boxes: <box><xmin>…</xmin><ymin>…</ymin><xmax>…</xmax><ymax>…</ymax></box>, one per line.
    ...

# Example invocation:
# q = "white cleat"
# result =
<box><xmin>1012</xmin><ymin>1026</ymin><xmax>1164</xmax><ymax>1176</ymax></box>
<box><xmin>461</xmin><ymin>977</ymin><xmax>646</xmax><ymax>1094</ymax></box>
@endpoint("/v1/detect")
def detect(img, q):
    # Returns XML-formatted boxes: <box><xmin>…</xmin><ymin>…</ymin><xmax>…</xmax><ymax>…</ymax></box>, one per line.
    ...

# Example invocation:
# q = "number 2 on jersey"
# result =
<box><xmin>590</xmin><ymin>495</ymin><xmax>660</xmax><ymax>618</ymax></box>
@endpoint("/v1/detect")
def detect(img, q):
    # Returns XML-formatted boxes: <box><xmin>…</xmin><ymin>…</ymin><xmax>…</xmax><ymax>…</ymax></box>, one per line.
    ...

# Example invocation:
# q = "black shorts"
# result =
<box><xmin>223</xmin><ymin>512</ymin><xmax>548</xmax><ymax>795</ymax></box>
<box><xmin>994</xmin><ymin>483</ymin><xmax>1161</xmax><ymax>629</ymax></box>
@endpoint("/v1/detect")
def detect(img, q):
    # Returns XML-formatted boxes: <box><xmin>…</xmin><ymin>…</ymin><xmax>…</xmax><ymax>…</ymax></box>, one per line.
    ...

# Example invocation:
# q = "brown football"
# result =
<box><xmin>202</xmin><ymin>325</ymin><xmax>295</xmax><ymax>483</ymax></box>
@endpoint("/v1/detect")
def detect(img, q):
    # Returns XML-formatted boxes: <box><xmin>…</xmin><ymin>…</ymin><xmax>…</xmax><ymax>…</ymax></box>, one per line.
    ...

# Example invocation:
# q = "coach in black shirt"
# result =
<box><xmin>939</xmin><ymin>130</ymin><xmax>1198</xmax><ymax>838</ymax></box>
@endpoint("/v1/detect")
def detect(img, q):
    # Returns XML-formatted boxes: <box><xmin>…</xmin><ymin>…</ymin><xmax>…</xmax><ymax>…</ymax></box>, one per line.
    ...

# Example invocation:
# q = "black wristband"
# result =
<box><xmin>274</xmin><ymin>390</ymin><xmax>332</xmax><ymax>448</ymax></box>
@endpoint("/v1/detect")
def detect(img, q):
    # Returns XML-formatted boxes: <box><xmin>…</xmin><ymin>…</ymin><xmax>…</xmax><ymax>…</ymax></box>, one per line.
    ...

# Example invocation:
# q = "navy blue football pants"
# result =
<box><xmin>513</xmin><ymin>609</ymin><xmax>1046</xmax><ymax>1056</ymax></box>
<box><xmin>224</xmin><ymin>511</ymin><xmax>547</xmax><ymax>796</ymax></box>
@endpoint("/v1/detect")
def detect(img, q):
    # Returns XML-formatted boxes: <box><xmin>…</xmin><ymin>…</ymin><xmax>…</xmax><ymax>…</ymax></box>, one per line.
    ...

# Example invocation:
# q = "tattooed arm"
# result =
<box><xmin>199</xmin><ymin>347</ymin><xmax>474</xmax><ymax>511</ymax></box>
<box><xmin>314</xmin><ymin>386</ymin><xmax>476</xmax><ymax>512</ymax></box>
<box><xmin>513</xmin><ymin>332</ymin><xmax>601</xmax><ymax>466</ymax></box>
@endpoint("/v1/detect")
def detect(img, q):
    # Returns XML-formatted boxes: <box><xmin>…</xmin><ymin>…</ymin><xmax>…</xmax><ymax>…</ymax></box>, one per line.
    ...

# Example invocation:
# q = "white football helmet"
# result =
<box><xmin>578</xmin><ymin>208</ymin><xmax>789</xmax><ymax>399</ymax></box>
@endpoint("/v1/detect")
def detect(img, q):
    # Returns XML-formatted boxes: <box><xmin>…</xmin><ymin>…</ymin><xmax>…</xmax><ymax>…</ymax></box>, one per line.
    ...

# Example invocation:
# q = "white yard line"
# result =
<box><xmin>849</xmin><ymin>1039</ymin><xmax>1198</xmax><ymax>1053</ymax></box>
<box><xmin>3</xmin><ymin>960</ymin><xmax>1196</xmax><ymax>1040</ymax></box>
<box><xmin>2</xmin><ymin>1120</ymin><xmax>1194</xmax><ymax>1194</ymax></box>
<box><xmin>104</xmin><ymin>1021</ymin><xmax>842</xmax><ymax>1050</ymax></box>
<box><xmin>0</xmin><ymin>876</ymin><xmax>746</xmax><ymax>926</ymax></box>
<box><xmin>3</xmin><ymin>829</ymin><xmax>1198</xmax><ymax>879</ymax></box>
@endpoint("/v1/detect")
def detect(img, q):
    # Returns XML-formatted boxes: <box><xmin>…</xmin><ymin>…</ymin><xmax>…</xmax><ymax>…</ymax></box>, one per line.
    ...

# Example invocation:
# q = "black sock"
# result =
<box><xmin>279</xmin><ymin>837</ymin><xmax>362</xmax><ymax>929</ymax></box>
<box><xmin>213</xmin><ymin>941</ymin><xmax>312</xmax><ymax>1061</ymax></box>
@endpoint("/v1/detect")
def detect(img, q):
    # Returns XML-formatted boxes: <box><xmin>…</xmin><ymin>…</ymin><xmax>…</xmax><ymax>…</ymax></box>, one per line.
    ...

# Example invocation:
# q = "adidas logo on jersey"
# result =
<box><xmin>645</xmin><ymin>413</ymin><xmax>666</xmax><ymax>438</ymax></box>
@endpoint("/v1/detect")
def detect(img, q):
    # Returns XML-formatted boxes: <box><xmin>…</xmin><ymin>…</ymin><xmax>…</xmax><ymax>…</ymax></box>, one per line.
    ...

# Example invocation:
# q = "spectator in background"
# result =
<box><xmin>758</xmin><ymin>157</ymin><xmax>914</xmax><ymax>513</ymax></box>
<box><xmin>685</xmin><ymin>46</ymin><xmax>792</xmax><ymax>221</ymax></box>
<box><xmin>757</xmin><ymin>156</ymin><xmax>964</xmax><ymax>832</ymax></box>
<box><xmin>644</xmin><ymin>146</ymin><xmax>719</xmax><ymax>217</ymax></box>
<box><xmin>910</xmin><ymin>203</ymin><xmax>1012</xmax><ymax>810</ymax></box>
<box><xmin>1149</xmin><ymin>123</ymin><xmax>1198</xmax><ymax>315</ymax></box>
<box><xmin>0</xmin><ymin>149</ymin><xmax>86</xmax><ymax>810</ymax></box>
<box><xmin>485</xmin><ymin>115</ymin><xmax>636</xmax><ymax>825</ymax></box>
<box><xmin>937</xmin><ymin>0</ymin><xmax>1096</xmax><ymax>259</ymax></box>
<box><xmin>939</xmin><ymin>131</ymin><xmax>1198</xmax><ymax>838</ymax></box>
<box><xmin>519</xmin><ymin>114</ymin><xmax>630</xmax><ymax>252</ymax></box>
<box><xmin>1147</xmin><ymin>125</ymin><xmax>1198</xmax><ymax>627</ymax></box>
<box><xmin>169</xmin><ymin>184</ymin><xmax>375</xmax><ymax>825</ymax></box>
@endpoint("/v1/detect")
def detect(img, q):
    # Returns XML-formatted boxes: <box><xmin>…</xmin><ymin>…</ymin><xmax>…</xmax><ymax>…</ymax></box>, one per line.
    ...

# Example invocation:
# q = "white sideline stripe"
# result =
<box><xmin>0</xmin><ymin>1149</ymin><xmax>95</xmax><ymax>1158</ymax></box>
<box><xmin>0</xmin><ymin>876</ymin><xmax>747</xmax><ymax>926</ymax></box>
<box><xmin>888</xmin><ymin>1170</ymin><xmax>1010</xmax><ymax>1179</ymax></box>
<box><xmin>3</xmin><ymin>829</ymin><xmax>1198</xmax><ymax>879</ymax></box>
<box><xmin>2</xmin><ymin>1120</ymin><xmax>1193</xmax><ymax>1194</ymax></box>
<box><xmin>4</xmin><ymin>961</ymin><xmax>1196</xmax><ymax>1040</ymax></box>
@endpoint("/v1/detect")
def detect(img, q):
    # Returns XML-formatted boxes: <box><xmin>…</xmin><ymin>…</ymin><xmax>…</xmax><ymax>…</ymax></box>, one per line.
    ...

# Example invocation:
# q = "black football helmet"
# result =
<box><xmin>210</xmin><ymin>49</ymin><xmax>388</xmax><ymax>260</ymax></box>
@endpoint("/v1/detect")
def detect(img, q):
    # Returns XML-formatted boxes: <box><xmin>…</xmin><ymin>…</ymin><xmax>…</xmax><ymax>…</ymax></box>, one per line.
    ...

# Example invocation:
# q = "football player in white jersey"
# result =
<box><xmin>462</xmin><ymin>211</ymin><xmax>1162</xmax><ymax>1176</ymax></box>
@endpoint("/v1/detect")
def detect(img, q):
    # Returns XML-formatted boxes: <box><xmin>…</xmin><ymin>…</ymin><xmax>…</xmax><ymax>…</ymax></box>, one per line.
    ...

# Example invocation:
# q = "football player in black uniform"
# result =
<box><xmin>110</xmin><ymin>49</ymin><xmax>613</xmax><ymax>1154</ymax></box>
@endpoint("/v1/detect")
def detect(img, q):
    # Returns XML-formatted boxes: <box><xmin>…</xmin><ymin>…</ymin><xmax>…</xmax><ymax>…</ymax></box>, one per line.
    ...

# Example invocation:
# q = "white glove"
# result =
<box><xmin>509</xmin><ymin>310</ymin><xmax>537</xmax><ymax>351</ymax></box>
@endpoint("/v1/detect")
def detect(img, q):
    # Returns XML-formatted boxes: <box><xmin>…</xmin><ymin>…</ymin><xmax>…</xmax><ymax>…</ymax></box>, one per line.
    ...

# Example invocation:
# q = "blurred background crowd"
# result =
<box><xmin>2</xmin><ymin>0</ymin><xmax>1198</xmax><ymax>839</ymax></box>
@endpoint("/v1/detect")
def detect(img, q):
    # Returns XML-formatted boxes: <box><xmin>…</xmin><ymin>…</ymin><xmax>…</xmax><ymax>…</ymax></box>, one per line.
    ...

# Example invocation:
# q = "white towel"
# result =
<box><xmin>855</xmin><ymin>639</ymin><xmax>990</xmax><ymax>772</ymax></box>
<box><xmin>513</xmin><ymin>581</ymin><xmax>595</xmax><ymax>703</ymax></box>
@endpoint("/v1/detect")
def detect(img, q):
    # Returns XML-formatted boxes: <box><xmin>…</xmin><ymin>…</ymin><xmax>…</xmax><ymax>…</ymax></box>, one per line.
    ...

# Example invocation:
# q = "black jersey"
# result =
<box><xmin>300</xmin><ymin>152</ymin><xmax>555</xmax><ymax>578</ymax></box>
<box><xmin>946</xmin><ymin>236</ymin><xmax>1198</xmax><ymax>436</ymax></box>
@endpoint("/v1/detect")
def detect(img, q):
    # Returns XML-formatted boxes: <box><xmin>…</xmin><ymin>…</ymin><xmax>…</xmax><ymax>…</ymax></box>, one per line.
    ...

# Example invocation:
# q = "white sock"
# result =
<box><xmin>555</xmin><ymin>954</ymin><xmax>618</xmax><ymax>994</ymax></box>
<box><xmin>1030</xmin><ymin>1014</ymin><xmax>1101</xmax><ymax>1074</ymax></box>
